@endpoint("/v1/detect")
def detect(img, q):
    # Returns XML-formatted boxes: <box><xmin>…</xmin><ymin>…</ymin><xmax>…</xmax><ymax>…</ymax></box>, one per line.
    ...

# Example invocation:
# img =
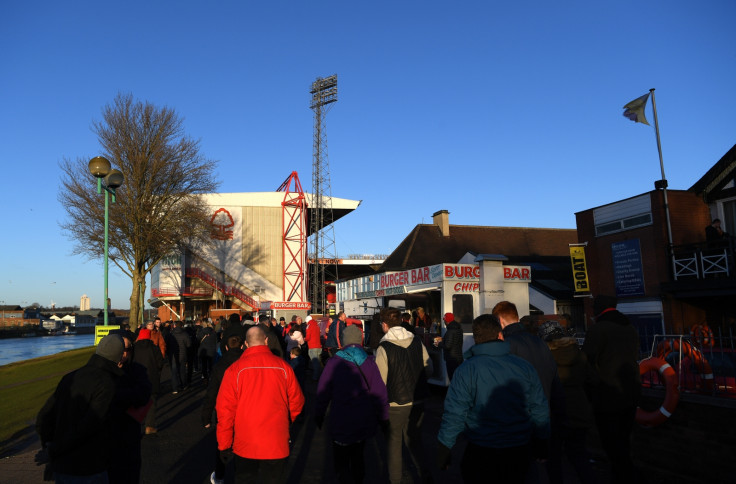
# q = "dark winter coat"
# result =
<box><xmin>442</xmin><ymin>320</ymin><xmax>464</xmax><ymax>363</ymax></box>
<box><xmin>503</xmin><ymin>322</ymin><xmax>565</xmax><ymax>422</ymax></box>
<box><xmin>315</xmin><ymin>345</ymin><xmax>389</xmax><ymax>444</ymax></box>
<box><xmin>439</xmin><ymin>341</ymin><xmax>550</xmax><ymax>449</ymax></box>
<box><xmin>168</xmin><ymin>327</ymin><xmax>192</xmax><ymax>363</ymax></box>
<box><xmin>582</xmin><ymin>309</ymin><xmax>641</xmax><ymax>412</ymax></box>
<box><xmin>547</xmin><ymin>336</ymin><xmax>595</xmax><ymax>429</ymax></box>
<box><xmin>133</xmin><ymin>339</ymin><xmax>164</xmax><ymax>394</ymax></box>
<box><xmin>198</xmin><ymin>326</ymin><xmax>218</xmax><ymax>358</ymax></box>
<box><xmin>108</xmin><ymin>360</ymin><xmax>152</xmax><ymax>484</ymax></box>
<box><xmin>201</xmin><ymin>346</ymin><xmax>244</xmax><ymax>426</ymax></box>
<box><xmin>258</xmin><ymin>323</ymin><xmax>284</xmax><ymax>359</ymax></box>
<box><xmin>36</xmin><ymin>354</ymin><xmax>124</xmax><ymax>477</ymax></box>
<box><xmin>325</xmin><ymin>318</ymin><xmax>346</xmax><ymax>350</ymax></box>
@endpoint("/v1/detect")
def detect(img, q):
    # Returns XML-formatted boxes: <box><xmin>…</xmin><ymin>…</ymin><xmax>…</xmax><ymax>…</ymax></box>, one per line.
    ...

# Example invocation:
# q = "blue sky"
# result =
<box><xmin>1</xmin><ymin>1</ymin><xmax>734</xmax><ymax>309</ymax></box>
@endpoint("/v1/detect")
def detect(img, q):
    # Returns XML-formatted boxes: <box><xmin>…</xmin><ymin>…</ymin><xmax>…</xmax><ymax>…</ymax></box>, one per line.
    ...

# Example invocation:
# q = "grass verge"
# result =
<box><xmin>0</xmin><ymin>347</ymin><xmax>95</xmax><ymax>454</ymax></box>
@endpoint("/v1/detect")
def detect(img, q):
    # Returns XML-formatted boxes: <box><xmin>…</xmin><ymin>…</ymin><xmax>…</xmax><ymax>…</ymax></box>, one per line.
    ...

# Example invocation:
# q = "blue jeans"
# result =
<box><xmin>308</xmin><ymin>348</ymin><xmax>323</xmax><ymax>380</ymax></box>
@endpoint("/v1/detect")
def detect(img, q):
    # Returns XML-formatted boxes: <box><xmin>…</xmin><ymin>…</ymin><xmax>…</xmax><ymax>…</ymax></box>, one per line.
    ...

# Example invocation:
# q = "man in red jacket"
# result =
<box><xmin>216</xmin><ymin>326</ymin><xmax>305</xmax><ymax>483</ymax></box>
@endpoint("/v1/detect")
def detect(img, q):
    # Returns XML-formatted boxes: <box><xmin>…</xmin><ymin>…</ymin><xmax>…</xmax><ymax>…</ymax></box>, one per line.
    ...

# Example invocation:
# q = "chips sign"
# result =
<box><xmin>569</xmin><ymin>246</ymin><xmax>590</xmax><ymax>293</ymax></box>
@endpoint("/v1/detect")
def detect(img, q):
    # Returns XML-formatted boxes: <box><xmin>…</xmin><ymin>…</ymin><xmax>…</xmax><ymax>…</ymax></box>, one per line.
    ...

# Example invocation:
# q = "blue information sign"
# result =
<box><xmin>611</xmin><ymin>239</ymin><xmax>645</xmax><ymax>297</ymax></box>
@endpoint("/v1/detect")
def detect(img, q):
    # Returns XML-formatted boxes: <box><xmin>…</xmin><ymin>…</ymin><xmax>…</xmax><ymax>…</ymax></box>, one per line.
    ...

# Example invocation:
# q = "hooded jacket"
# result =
<box><xmin>375</xmin><ymin>326</ymin><xmax>433</xmax><ymax>406</ymax></box>
<box><xmin>438</xmin><ymin>340</ymin><xmax>550</xmax><ymax>450</ymax></box>
<box><xmin>315</xmin><ymin>344</ymin><xmax>389</xmax><ymax>443</ymax></box>
<box><xmin>216</xmin><ymin>345</ymin><xmax>305</xmax><ymax>459</ymax></box>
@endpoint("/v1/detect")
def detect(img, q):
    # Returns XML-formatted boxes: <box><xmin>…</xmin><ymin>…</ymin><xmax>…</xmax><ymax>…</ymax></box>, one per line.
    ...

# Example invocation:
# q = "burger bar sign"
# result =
<box><xmin>378</xmin><ymin>263</ymin><xmax>531</xmax><ymax>293</ymax></box>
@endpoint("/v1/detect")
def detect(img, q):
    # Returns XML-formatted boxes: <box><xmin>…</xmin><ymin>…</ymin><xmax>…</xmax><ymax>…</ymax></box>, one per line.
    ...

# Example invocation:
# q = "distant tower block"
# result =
<box><xmin>309</xmin><ymin>74</ymin><xmax>338</xmax><ymax>315</ymax></box>
<box><xmin>80</xmin><ymin>294</ymin><xmax>90</xmax><ymax>311</ymax></box>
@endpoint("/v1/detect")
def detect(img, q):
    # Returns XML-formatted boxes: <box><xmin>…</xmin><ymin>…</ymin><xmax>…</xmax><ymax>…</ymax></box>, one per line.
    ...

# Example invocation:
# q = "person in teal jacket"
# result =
<box><xmin>437</xmin><ymin>314</ymin><xmax>550</xmax><ymax>484</ymax></box>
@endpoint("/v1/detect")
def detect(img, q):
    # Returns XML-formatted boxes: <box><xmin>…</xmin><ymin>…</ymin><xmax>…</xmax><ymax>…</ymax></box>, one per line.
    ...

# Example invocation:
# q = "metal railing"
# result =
<box><xmin>639</xmin><ymin>329</ymin><xmax>736</xmax><ymax>398</ymax></box>
<box><xmin>672</xmin><ymin>240</ymin><xmax>734</xmax><ymax>280</ymax></box>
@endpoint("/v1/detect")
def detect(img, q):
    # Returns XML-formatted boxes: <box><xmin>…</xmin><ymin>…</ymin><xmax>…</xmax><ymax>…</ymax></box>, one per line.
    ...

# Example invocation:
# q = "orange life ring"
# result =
<box><xmin>636</xmin><ymin>357</ymin><xmax>679</xmax><ymax>427</ymax></box>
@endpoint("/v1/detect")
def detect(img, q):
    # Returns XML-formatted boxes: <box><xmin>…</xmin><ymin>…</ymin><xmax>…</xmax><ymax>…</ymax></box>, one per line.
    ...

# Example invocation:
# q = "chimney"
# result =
<box><xmin>432</xmin><ymin>210</ymin><xmax>450</xmax><ymax>237</ymax></box>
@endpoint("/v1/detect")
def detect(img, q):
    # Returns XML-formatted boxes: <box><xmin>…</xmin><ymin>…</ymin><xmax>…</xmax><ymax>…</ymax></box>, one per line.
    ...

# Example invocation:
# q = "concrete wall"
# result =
<box><xmin>240</xmin><ymin>206</ymin><xmax>282</xmax><ymax>289</ymax></box>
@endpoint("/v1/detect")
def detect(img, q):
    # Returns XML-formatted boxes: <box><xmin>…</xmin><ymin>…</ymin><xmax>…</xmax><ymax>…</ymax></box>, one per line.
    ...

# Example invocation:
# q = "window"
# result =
<box><xmin>452</xmin><ymin>294</ymin><xmax>474</xmax><ymax>333</ymax></box>
<box><xmin>594</xmin><ymin>194</ymin><xmax>653</xmax><ymax>236</ymax></box>
<box><xmin>722</xmin><ymin>198</ymin><xmax>736</xmax><ymax>234</ymax></box>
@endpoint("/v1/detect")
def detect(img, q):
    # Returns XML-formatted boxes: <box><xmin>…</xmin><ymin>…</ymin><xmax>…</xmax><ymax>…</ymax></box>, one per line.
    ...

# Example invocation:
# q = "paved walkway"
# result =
<box><xmin>1</xmin><ymin>364</ymin><xmax>464</xmax><ymax>483</ymax></box>
<box><xmin>0</xmin><ymin>362</ymin><xmax>632</xmax><ymax>484</ymax></box>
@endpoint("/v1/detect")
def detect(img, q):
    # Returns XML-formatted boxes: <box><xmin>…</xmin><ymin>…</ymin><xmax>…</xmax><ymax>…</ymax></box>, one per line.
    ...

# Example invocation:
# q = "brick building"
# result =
<box><xmin>575</xmin><ymin>144</ymin><xmax>736</xmax><ymax>338</ymax></box>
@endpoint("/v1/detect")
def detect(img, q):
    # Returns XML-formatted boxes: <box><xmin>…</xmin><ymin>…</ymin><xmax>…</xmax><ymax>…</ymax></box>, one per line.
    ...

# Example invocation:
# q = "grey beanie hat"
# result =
<box><xmin>96</xmin><ymin>334</ymin><xmax>125</xmax><ymax>363</ymax></box>
<box><xmin>538</xmin><ymin>320</ymin><xmax>565</xmax><ymax>342</ymax></box>
<box><xmin>341</xmin><ymin>325</ymin><xmax>363</xmax><ymax>347</ymax></box>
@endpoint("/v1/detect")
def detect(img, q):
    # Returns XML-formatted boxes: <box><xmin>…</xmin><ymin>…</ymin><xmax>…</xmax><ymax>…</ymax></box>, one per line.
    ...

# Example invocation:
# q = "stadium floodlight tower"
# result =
<box><xmin>309</xmin><ymin>74</ymin><xmax>338</xmax><ymax>316</ymax></box>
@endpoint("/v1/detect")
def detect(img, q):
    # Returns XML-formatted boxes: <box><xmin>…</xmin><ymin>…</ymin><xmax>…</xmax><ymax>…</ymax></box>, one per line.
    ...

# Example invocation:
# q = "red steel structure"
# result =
<box><xmin>277</xmin><ymin>172</ymin><xmax>308</xmax><ymax>305</ymax></box>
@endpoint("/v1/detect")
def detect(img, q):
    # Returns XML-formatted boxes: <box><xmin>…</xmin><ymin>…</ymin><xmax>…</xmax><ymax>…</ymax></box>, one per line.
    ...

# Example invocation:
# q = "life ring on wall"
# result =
<box><xmin>636</xmin><ymin>357</ymin><xmax>679</xmax><ymax>427</ymax></box>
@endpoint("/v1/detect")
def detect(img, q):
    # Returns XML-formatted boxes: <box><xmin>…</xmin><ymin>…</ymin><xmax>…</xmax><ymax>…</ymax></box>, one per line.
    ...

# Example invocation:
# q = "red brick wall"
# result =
<box><xmin>575</xmin><ymin>191</ymin><xmax>712</xmax><ymax>332</ymax></box>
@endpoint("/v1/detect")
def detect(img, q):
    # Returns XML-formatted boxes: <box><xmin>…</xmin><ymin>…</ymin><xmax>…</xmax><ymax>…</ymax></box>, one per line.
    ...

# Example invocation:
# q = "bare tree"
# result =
<box><xmin>59</xmin><ymin>93</ymin><xmax>219</xmax><ymax>326</ymax></box>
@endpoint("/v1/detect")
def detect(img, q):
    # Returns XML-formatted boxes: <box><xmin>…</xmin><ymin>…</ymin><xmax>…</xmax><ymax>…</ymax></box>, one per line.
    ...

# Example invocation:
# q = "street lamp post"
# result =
<box><xmin>88</xmin><ymin>156</ymin><xmax>124</xmax><ymax>326</ymax></box>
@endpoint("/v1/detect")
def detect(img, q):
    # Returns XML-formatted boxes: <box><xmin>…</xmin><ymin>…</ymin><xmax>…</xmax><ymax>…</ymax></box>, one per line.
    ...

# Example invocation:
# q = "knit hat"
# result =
<box><xmin>137</xmin><ymin>328</ymin><xmax>151</xmax><ymax>340</ymax></box>
<box><xmin>305</xmin><ymin>315</ymin><xmax>313</xmax><ymax>323</ymax></box>
<box><xmin>96</xmin><ymin>334</ymin><xmax>125</xmax><ymax>363</ymax></box>
<box><xmin>538</xmin><ymin>321</ymin><xmax>566</xmax><ymax>342</ymax></box>
<box><xmin>443</xmin><ymin>313</ymin><xmax>454</xmax><ymax>323</ymax></box>
<box><xmin>341</xmin><ymin>325</ymin><xmax>363</xmax><ymax>347</ymax></box>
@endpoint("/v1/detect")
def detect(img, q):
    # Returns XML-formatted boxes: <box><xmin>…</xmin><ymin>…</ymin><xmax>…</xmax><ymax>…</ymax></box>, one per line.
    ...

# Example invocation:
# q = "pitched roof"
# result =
<box><xmin>379</xmin><ymin>223</ymin><xmax>578</xmax><ymax>300</ymax></box>
<box><xmin>689</xmin><ymin>143</ymin><xmax>736</xmax><ymax>200</ymax></box>
<box><xmin>380</xmin><ymin>224</ymin><xmax>578</xmax><ymax>271</ymax></box>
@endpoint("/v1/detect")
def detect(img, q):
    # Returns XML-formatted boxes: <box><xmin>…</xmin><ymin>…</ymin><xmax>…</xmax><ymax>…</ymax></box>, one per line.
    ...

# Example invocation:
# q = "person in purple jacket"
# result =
<box><xmin>315</xmin><ymin>325</ymin><xmax>389</xmax><ymax>484</ymax></box>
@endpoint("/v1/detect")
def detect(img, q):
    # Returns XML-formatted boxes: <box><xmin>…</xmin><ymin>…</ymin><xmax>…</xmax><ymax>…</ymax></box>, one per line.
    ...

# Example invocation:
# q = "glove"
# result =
<box><xmin>379</xmin><ymin>419</ymin><xmax>389</xmax><ymax>436</ymax></box>
<box><xmin>219</xmin><ymin>448</ymin><xmax>234</xmax><ymax>465</ymax></box>
<box><xmin>314</xmin><ymin>415</ymin><xmax>324</xmax><ymax>430</ymax></box>
<box><xmin>436</xmin><ymin>442</ymin><xmax>452</xmax><ymax>470</ymax></box>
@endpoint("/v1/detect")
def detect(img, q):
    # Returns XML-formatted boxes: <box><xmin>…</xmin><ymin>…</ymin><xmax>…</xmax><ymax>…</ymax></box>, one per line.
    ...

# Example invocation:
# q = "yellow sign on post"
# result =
<box><xmin>95</xmin><ymin>325</ymin><xmax>121</xmax><ymax>345</ymax></box>
<box><xmin>569</xmin><ymin>245</ymin><xmax>591</xmax><ymax>294</ymax></box>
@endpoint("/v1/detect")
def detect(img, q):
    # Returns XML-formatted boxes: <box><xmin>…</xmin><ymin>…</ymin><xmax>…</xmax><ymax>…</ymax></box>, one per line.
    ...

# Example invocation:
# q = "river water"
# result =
<box><xmin>0</xmin><ymin>334</ymin><xmax>95</xmax><ymax>367</ymax></box>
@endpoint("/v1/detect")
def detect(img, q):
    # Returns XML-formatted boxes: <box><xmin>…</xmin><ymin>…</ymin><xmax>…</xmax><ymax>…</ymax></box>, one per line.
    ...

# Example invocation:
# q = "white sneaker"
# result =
<box><xmin>210</xmin><ymin>471</ymin><xmax>224</xmax><ymax>484</ymax></box>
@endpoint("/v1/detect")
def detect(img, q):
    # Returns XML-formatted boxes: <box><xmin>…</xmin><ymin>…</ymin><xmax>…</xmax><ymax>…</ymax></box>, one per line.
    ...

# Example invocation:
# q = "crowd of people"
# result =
<box><xmin>35</xmin><ymin>295</ymin><xmax>643</xmax><ymax>484</ymax></box>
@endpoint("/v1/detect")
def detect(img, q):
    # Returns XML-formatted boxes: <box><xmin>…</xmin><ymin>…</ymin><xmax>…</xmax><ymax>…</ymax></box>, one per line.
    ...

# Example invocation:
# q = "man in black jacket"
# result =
<box><xmin>493</xmin><ymin>301</ymin><xmax>565</xmax><ymax>482</ymax></box>
<box><xmin>36</xmin><ymin>334</ymin><xmax>126</xmax><ymax>481</ymax></box>
<box><xmin>438</xmin><ymin>312</ymin><xmax>463</xmax><ymax>380</ymax></box>
<box><xmin>133</xmin><ymin>328</ymin><xmax>164</xmax><ymax>435</ymax></box>
<box><xmin>201</xmin><ymin>324</ymin><xmax>246</xmax><ymax>484</ymax></box>
<box><xmin>582</xmin><ymin>295</ymin><xmax>641</xmax><ymax>483</ymax></box>
<box><xmin>168</xmin><ymin>321</ymin><xmax>192</xmax><ymax>394</ymax></box>
<box><xmin>375</xmin><ymin>308</ymin><xmax>433</xmax><ymax>484</ymax></box>
<box><xmin>109</xmin><ymin>332</ymin><xmax>153</xmax><ymax>484</ymax></box>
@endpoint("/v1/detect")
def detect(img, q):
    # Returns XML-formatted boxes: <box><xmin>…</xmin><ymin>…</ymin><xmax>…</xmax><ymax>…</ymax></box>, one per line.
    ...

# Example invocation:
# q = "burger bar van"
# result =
<box><xmin>337</xmin><ymin>257</ymin><xmax>532</xmax><ymax>386</ymax></box>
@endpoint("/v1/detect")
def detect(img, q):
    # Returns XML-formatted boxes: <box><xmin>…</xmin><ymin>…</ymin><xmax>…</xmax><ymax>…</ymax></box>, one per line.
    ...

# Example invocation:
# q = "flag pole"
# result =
<box><xmin>649</xmin><ymin>88</ymin><xmax>675</xmax><ymax>255</ymax></box>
